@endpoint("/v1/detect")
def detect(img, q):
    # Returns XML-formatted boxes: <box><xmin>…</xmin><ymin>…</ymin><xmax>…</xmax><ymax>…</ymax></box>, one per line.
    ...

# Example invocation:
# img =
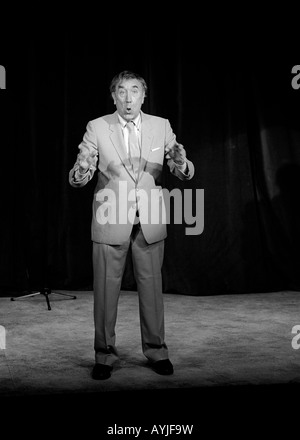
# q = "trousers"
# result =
<box><xmin>92</xmin><ymin>223</ymin><xmax>169</xmax><ymax>365</ymax></box>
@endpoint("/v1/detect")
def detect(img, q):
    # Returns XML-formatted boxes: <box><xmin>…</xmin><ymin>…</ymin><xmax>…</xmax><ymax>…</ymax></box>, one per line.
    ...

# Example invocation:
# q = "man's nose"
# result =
<box><xmin>126</xmin><ymin>92</ymin><xmax>132</xmax><ymax>102</ymax></box>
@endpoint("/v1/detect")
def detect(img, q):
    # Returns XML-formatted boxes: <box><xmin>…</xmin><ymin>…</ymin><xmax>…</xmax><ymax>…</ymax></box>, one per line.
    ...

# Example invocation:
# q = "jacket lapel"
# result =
<box><xmin>138</xmin><ymin>111</ymin><xmax>154</xmax><ymax>180</ymax></box>
<box><xmin>109</xmin><ymin>112</ymin><xmax>136</xmax><ymax>182</ymax></box>
<box><xmin>108</xmin><ymin>111</ymin><xmax>154</xmax><ymax>183</ymax></box>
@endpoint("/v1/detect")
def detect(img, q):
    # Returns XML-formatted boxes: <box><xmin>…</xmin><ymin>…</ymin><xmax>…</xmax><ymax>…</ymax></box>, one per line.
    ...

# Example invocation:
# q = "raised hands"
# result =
<box><xmin>78</xmin><ymin>147</ymin><xmax>98</xmax><ymax>173</ymax></box>
<box><xmin>165</xmin><ymin>142</ymin><xmax>186</xmax><ymax>166</ymax></box>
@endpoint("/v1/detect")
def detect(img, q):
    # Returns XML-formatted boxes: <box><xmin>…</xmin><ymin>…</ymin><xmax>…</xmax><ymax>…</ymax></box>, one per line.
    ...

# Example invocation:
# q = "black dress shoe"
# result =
<box><xmin>151</xmin><ymin>359</ymin><xmax>174</xmax><ymax>375</ymax></box>
<box><xmin>92</xmin><ymin>363</ymin><xmax>113</xmax><ymax>380</ymax></box>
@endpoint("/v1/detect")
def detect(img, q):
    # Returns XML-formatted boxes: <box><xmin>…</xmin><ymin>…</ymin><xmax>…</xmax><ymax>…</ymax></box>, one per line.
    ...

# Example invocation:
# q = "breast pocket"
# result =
<box><xmin>149</xmin><ymin>146</ymin><xmax>164</xmax><ymax>165</ymax></box>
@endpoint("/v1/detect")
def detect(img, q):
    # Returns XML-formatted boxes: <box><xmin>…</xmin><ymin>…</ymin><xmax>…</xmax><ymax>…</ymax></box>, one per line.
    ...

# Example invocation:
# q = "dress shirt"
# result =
<box><xmin>117</xmin><ymin>113</ymin><xmax>141</xmax><ymax>154</ymax></box>
<box><xmin>118</xmin><ymin>112</ymin><xmax>187</xmax><ymax>174</ymax></box>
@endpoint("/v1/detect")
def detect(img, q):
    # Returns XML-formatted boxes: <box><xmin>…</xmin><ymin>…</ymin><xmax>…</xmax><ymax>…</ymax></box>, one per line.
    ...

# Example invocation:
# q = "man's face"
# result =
<box><xmin>112</xmin><ymin>78</ymin><xmax>145</xmax><ymax>121</ymax></box>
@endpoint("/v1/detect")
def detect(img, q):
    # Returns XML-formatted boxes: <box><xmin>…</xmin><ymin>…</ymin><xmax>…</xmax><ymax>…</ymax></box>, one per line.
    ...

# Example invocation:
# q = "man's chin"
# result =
<box><xmin>121</xmin><ymin>110</ymin><xmax>140</xmax><ymax>121</ymax></box>
<box><xmin>123</xmin><ymin>113</ymin><xmax>134</xmax><ymax>120</ymax></box>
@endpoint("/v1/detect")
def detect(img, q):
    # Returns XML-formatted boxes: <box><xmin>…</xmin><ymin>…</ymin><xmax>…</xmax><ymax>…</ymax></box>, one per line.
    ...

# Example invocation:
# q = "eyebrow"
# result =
<box><xmin>117</xmin><ymin>84</ymin><xmax>140</xmax><ymax>90</ymax></box>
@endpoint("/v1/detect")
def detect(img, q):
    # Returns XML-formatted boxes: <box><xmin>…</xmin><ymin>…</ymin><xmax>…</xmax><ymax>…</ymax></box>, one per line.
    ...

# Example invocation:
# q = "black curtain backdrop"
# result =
<box><xmin>1</xmin><ymin>27</ymin><xmax>300</xmax><ymax>297</ymax></box>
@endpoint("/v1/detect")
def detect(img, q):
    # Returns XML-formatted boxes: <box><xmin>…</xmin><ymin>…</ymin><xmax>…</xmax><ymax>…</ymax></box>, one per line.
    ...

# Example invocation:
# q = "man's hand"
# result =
<box><xmin>78</xmin><ymin>148</ymin><xmax>98</xmax><ymax>173</ymax></box>
<box><xmin>165</xmin><ymin>142</ymin><xmax>186</xmax><ymax>165</ymax></box>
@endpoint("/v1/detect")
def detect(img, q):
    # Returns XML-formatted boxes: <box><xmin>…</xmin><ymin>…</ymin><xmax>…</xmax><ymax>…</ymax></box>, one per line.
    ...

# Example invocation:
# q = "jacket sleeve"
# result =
<box><xmin>164</xmin><ymin>119</ymin><xmax>195</xmax><ymax>181</ymax></box>
<box><xmin>69</xmin><ymin>121</ymin><xmax>98</xmax><ymax>188</ymax></box>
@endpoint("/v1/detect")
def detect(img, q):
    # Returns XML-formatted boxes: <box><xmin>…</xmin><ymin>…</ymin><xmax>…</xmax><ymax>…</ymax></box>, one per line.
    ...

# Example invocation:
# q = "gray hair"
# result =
<box><xmin>110</xmin><ymin>70</ymin><xmax>148</xmax><ymax>96</ymax></box>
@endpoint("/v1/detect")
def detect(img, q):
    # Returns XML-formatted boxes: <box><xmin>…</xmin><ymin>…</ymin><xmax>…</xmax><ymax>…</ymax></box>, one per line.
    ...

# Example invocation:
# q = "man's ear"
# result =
<box><xmin>112</xmin><ymin>92</ymin><xmax>116</xmax><ymax>105</ymax></box>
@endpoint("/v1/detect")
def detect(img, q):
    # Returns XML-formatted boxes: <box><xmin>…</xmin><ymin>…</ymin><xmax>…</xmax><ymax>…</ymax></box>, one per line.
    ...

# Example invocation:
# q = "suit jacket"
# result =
<box><xmin>69</xmin><ymin>111</ymin><xmax>195</xmax><ymax>245</ymax></box>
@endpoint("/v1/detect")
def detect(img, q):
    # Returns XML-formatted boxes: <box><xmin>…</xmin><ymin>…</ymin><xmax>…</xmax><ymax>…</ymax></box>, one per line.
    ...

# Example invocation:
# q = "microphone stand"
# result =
<box><xmin>10</xmin><ymin>152</ymin><xmax>77</xmax><ymax>311</ymax></box>
<box><xmin>11</xmin><ymin>287</ymin><xmax>76</xmax><ymax>311</ymax></box>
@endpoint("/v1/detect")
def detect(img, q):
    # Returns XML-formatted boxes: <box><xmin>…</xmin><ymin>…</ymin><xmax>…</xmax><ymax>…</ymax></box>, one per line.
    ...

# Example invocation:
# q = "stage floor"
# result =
<box><xmin>1</xmin><ymin>289</ymin><xmax>300</xmax><ymax>395</ymax></box>
<box><xmin>1</xmin><ymin>289</ymin><xmax>300</xmax><ymax>434</ymax></box>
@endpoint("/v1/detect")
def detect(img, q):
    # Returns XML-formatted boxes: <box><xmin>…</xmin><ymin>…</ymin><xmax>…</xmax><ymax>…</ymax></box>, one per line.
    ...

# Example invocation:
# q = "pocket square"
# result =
<box><xmin>151</xmin><ymin>147</ymin><xmax>161</xmax><ymax>152</ymax></box>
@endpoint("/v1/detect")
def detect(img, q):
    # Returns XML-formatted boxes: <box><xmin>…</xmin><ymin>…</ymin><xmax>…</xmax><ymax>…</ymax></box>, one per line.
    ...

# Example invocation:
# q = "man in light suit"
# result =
<box><xmin>69</xmin><ymin>71</ymin><xmax>194</xmax><ymax>380</ymax></box>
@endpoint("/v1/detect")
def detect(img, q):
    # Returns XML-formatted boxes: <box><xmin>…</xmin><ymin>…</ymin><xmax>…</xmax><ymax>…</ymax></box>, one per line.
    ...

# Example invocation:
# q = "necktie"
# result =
<box><xmin>126</xmin><ymin>121</ymin><xmax>140</xmax><ymax>177</ymax></box>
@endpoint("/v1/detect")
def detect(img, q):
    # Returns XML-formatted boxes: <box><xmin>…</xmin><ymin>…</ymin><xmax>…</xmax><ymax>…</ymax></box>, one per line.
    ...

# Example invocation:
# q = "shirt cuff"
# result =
<box><xmin>175</xmin><ymin>161</ymin><xmax>188</xmax><ymax>174</ymax></box>
<box><xmin>74</xmin><ymin>167</ymin><xmax>89</xmax><ymax>181</ymax></box>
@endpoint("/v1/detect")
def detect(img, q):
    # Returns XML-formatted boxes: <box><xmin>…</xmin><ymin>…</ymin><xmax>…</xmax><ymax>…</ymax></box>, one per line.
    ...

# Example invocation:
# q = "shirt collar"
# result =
<box><xmin>117</xmin><ymin>112</ymin><xmax>141</xmax><ymax>130</ymax></box>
